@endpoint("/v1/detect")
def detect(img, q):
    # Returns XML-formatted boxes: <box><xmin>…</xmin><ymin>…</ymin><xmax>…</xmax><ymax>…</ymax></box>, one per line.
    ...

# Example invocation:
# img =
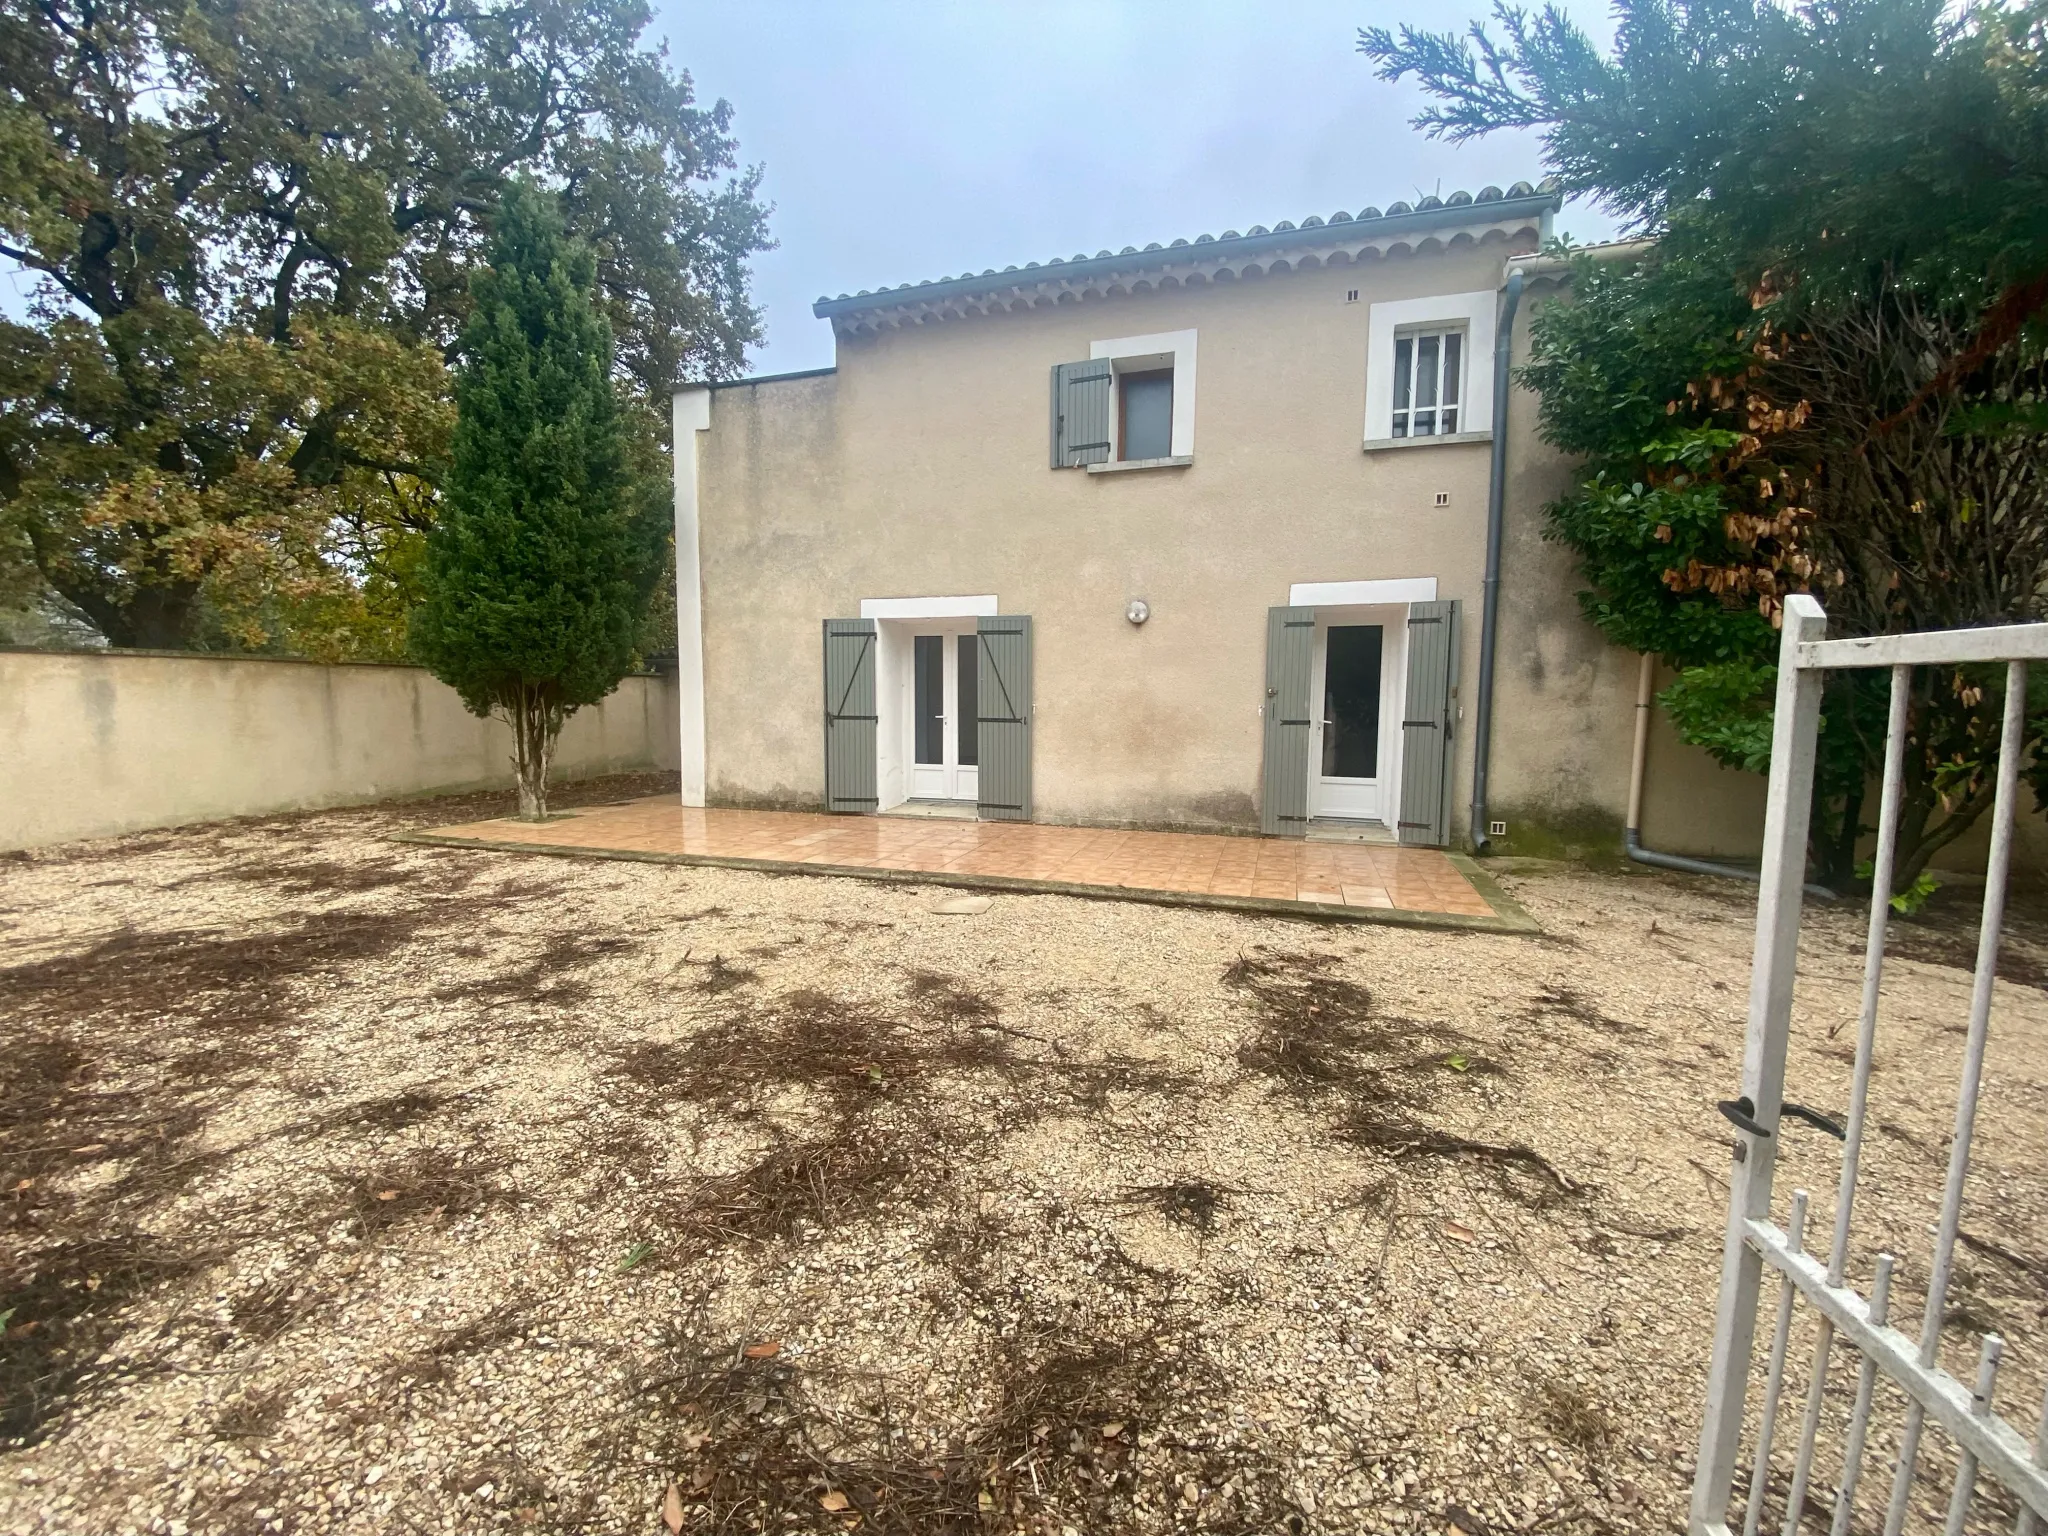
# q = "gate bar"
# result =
<box><xmin>1783</xmin><ymin>666</ymin><xmax>1915</xmax><ymax>1535</ymax></box>
<box><xmin>1828</xmin><ymin>1254</ymin><xmax>1895</xmax><ymax>1536</ymax></box>
<box><xmin>2018</xmin><ymin>1379</ymin><xmax>2048</xmax><ymax>1536</ymax></box>
<box><xmin>1744</xmin><ymin>1193</ymin><xmax>1810</xmax><ymax>1536</ymax></box>
<box><xmin>1801</xmin><ymin>623</ymin><xmax>2048</xmax><ymax>668</ymax></box>
<box><xmin>1833</xmin><ymin>665</ymin><xmax>1912</xmax><ymax>1284</ymax></box>
<box><xmin>1883</xmin><ymin>661</ymin><xmax>2030</xmax><ymax>1536</ymax></box>
<box><xmin>1781</xmin><ymin>1312</ymin><xmax>1832</xmax><ymax>1533</ymax></box>
<box><xmin>1942</xmin><ymin>1336</ymin><xmax>2005</xmax><ymax>1536</ymax></box>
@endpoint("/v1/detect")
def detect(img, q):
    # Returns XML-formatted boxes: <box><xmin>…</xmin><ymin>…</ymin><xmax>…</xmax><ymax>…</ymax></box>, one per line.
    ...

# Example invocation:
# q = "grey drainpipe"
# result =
<box><xmin>1625</xmin><ymin>651</ymin><xmax>1835</xmax><ymax>898</ymax></box>
<box><xmin>1468</xmin><ymin>267</ymin><xmax>1523</xmax><ymax>854</ymax></box>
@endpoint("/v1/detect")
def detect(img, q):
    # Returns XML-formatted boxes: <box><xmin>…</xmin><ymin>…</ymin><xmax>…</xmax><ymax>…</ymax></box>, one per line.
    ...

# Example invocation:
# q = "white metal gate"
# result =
<box><xmin>1690</xmin><ymin>595</ymin><xmax>2048</xmax><ymax>1534</ymax></box>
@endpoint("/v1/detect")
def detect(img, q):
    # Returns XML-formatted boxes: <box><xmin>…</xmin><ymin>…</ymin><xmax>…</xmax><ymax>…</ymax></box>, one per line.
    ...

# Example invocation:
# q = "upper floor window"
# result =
<box><xmin>1051</xmin><ymin>328</ymin><xmax>1197</xmax><ymax>471</ymax></box>
<box><xmin>1391</xmin><ymin>329</ymin><xmax>1463</xmax><ymax>438</ymax></box>
<box><xmin>1363</xmin><ymin>291</ymin><xmax>1496</xmax><ymax>449</ymax></box>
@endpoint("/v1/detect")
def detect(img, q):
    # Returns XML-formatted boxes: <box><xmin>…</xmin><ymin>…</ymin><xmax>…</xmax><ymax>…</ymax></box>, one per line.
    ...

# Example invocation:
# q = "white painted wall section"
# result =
<box><xmin>875</xmin><ymin>623</ymin><xmax>908</xmax><ymax>810</ymax></box>
<box><xmin>671</xmin><ymin>386</ymin><xmax>712</xmax><ymax>807</ymax></box>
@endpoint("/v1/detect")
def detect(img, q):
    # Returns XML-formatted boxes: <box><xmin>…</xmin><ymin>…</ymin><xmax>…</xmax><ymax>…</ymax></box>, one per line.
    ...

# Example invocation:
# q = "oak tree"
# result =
<box><xmin>0</xmin><ymin>0</ymin><xmax>767</xmax><ymax>649</ymax></box>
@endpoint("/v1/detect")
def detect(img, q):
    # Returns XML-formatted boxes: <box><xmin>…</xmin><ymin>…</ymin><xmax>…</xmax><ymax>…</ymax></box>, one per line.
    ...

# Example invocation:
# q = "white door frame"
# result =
<box><xmin>866</xmin><ymin>597</ymin><xmax>996</xmax><ymax>812</ymax></box>
<box><xmin>1305</xmin><ymin>604</ymin><xmax>1408</xmax><ymax>824</ymax></box>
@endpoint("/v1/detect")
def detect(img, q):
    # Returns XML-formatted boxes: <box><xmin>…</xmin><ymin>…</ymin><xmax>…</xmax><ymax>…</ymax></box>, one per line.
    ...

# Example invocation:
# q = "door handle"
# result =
<box><xmin>1717</xmin><ymin>1095</ymin><xmax>1847</xmax><ymax>1141</ymax></box>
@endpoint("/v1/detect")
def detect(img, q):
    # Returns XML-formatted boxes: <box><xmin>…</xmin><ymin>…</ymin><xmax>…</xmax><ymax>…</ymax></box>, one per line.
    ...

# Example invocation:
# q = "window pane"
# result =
<box><xmin>1392</xmin><ymin>337</ymin><xmax>1413</xmax><ymax>412</ymax></box>
<box><xmin>1415</xmin><ymin>334</ymin><xmax>1440</xmax><ymax>410</ymax></box>
<box><xmin>914</xmin><ymin>635</ymin><xmax>943</xmax><ymax>765</ymax></box>
<box><xmin>956</xmin><ymin>635</ymin><xmax>978</xmax><ymax>766</ymax></box>
<box><xmin>1413</xmin><ymin>409</ymin><xmax>1436</xmax><ymax>437</ymax></box>
<box><xmin>1442</xmin><ymin>406</ymin><xmax>1458</xmax><ymax>434</ymax></box>
<box><xmin>1121</xmin><ymin>370</ymin><xmax>1173</xmax><ymax>461</ymax></box>
<box><xmin>1442</xmin><ymin>332</ymin><xmax>1462</xmax><ymax>406</ymax></box>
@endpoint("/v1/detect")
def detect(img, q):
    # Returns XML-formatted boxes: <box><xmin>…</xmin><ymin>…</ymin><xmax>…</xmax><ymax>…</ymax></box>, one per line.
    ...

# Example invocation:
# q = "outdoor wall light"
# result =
<box><xmin>1126</xmin><ymin>598</ymin><xmax>1150</xmax><ymax>626</ymax></box>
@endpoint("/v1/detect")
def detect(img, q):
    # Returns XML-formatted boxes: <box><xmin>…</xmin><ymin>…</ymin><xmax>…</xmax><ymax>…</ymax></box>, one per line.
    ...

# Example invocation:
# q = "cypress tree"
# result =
<box><xmin>411</xmin><ymin>181</ymin><xmax>663</xmax><ymax>819</ymax></box>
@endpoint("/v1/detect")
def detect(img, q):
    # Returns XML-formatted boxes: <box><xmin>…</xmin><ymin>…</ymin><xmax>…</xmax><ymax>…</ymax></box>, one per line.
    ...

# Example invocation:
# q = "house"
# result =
<box><xmin>665</xmin><ymin>182</ymin><xmax>1773</xmax><ymax>857</ymax></box>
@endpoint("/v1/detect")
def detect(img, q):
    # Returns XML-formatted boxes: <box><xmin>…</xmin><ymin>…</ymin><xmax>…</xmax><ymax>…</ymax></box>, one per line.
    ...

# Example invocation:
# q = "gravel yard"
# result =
<box><xmin>2</xmin><ymin>772</ymin><xmax>2044</xmax><ymax>1536</ymax></box>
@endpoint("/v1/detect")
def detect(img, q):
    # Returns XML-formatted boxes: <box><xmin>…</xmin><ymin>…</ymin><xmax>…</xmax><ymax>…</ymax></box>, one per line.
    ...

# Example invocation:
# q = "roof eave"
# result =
<box><xmin>811</xmin><ymin>190</ymin><xmax>1561</xmax><ymax>323</ymax></box>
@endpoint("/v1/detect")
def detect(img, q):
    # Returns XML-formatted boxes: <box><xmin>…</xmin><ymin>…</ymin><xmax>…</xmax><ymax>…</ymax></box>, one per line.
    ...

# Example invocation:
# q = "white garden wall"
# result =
<box><xmin>0</xmin><ymin>648</ymin><xmax>679</xmax><ymax>852</ymax></box>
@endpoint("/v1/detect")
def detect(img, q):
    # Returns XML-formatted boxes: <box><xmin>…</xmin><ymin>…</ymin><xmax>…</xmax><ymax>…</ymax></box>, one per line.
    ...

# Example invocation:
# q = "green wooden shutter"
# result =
<box><xmin>1396</xmin><ymin>599</ymin><xmax>1460</xmax><ymax>847</ymax></box>
<box><xmin>1050</xmin><ymin>360</ymin><xmax>1113</xmax><ymax>467</ymax></box>
<box><xmin>1259</xmin><ymin>606</ymin><xmax>1314</xmax><ymax>837</ymax></box>
<box><xmin>975</xmin><ymin>615</ymin><xmax>1032</xmax><ymax>821</ymax></box>
<box><xmin>822</xmin><ymin>618</ymin><xmax>878</xmax><ymax>814</ymax></box>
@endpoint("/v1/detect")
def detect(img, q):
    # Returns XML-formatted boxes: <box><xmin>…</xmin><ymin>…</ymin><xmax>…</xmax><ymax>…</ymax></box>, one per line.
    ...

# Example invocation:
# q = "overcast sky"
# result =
<box><xmin>657</xmin><ymin>0</ymin><xmax>1627</xmax><ymax>378</ymax></box>
<box><xmin>0</xmin><ymin>3</ymin><xmax>1628</xmax><ymax>367</ymax></box>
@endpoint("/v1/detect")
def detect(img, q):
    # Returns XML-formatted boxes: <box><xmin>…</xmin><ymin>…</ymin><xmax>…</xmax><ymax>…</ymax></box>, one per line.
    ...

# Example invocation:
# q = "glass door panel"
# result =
<box><xmin>906</xmin><ymin>630</ymin><xmax>977</xmax><ymax>803</ymax></box>
<box><xmin>1321</xmin><ymin>625</ymin><xmax>1383</xmax><ymax>778</ymax></box>
<box><xmin>913</xmin><ymin>635</ymin><xmax>944</xmax><ymax>766</ymax></box>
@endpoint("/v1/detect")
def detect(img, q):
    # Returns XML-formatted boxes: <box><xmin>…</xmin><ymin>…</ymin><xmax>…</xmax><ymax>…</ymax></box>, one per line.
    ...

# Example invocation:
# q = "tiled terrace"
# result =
<box><xmin>403</xmin><ymin>798</ymin><xmax>1533</xmax><ymax>930</ymax></box>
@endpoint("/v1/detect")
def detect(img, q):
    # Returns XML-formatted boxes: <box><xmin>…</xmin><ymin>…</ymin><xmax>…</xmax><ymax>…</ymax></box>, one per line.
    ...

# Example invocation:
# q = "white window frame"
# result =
<box><xmin>1089</xmin><ymin>328</ymin><xmax>1197</xmax><ymax>463</ymax></box>
<box><xmin>1363</xmin><ymin>291</ymin><xmax>1496</xmax><ymax>449</ymax></box>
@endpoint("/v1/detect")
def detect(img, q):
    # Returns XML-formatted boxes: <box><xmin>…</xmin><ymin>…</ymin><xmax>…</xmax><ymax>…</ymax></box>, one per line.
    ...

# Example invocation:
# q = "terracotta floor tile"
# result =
<box><xmin>1341</xmin><ymin>885</ymin><xmax>1394</xmax><ymax>908</ymax></box>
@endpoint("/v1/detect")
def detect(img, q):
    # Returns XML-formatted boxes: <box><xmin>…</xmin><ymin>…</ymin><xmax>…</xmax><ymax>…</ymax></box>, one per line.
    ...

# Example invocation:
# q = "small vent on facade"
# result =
<box><xmin>1434</xmin><ymin>491</ymin><xmax>1450</xmax><ymax>508</ymax></box>
<box><xmin>1489</xmin><ymin>820</ymin><xmax>1507</xmax><ymax>837</ymax></box>
<box><xmin>1345</xmin><ymin>289</ymin><xmax>1359</xmax><ymax>303</ymax></box>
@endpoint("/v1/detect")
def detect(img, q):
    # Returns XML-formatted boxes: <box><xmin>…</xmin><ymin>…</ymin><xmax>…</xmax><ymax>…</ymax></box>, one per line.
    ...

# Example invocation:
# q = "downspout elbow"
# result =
<box><xmin>1625</xmin><ymin>650</ymin><xmax>1834</xmax><ymax>899</ymax></box>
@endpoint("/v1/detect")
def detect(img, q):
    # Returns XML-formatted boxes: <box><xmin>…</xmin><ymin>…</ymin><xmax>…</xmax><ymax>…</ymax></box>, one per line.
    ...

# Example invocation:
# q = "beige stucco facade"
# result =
<box><xmin>674</xmin><ymin>202</ymin><xmax>1810</xmax><ymax>860</ymax></box>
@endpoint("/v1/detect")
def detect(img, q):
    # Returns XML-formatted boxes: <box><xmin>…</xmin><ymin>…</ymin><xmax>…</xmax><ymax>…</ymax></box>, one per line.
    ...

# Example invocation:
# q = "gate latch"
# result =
<box><xmin>1716</xmin><ymin>1096</ymin><xmax>1847</xmax><ymax>1141</ymax></box>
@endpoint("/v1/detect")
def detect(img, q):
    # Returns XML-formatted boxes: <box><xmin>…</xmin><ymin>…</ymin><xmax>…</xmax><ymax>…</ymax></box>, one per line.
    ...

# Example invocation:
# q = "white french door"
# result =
<box><xmin>908</xmin><ymin>631</ymin><xmax>979</xmax><ymax>801</ymax></box>
<box><xmin>1307</xmin><ymin>609</ymin><xmax>1403</xmax><ymax>823</ymax></box>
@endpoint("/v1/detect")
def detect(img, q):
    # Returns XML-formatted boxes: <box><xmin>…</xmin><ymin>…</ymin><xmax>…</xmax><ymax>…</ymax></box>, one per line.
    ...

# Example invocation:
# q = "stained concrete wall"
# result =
<box><xmin>0</xmin><ymin>649</ymin><xmax>680</xmax><ymax>852</ymax></box>
<box><xmin>1482</xmin><ymin>272</ymin><xmax>1776</xmax><ymax>861</ymax></box>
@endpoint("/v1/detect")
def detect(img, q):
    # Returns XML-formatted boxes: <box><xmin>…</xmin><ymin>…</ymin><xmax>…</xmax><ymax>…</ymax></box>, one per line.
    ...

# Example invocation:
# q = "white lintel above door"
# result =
<box><xmin>1289</xmin><ymin>577</ymin><xmax>1438</xmax><ymax>608</ymax></box>
<box><xmin>860</xmin><ymin>594</ymin><xmax>998</xmax><ymax>619</ymax></box>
